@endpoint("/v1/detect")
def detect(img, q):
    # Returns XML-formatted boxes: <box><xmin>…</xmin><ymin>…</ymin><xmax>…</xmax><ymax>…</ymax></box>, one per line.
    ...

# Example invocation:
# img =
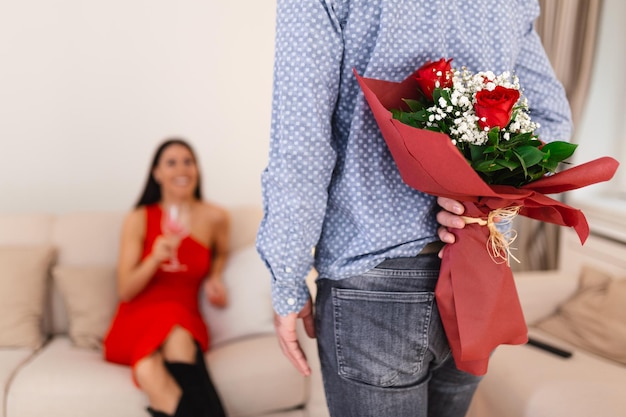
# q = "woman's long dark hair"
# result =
<box><xmin>135</xmin><ymin>138</ymin><xmax>203</xmax><ymax>208</ymax></box>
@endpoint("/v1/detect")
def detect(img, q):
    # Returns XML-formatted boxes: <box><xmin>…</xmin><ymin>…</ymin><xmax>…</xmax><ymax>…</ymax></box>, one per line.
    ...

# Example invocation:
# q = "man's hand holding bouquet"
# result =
<box><xmin>355</xmin><ymin>59</ymin><xmax>619</xmax><ymax>375</ymax></box>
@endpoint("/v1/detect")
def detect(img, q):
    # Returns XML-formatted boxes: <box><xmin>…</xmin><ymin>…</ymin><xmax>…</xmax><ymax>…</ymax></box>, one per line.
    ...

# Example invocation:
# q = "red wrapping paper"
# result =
<box><xmin>355</xmin><ymin>69</ymin><xmax>619</xmax><ymax>375</ymax></box>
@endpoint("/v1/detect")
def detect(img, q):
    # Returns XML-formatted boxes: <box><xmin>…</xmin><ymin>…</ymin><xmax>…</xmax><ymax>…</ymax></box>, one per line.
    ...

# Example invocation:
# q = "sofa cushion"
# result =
<box><xmin>0</xmin><ymin>246</ymin><xmax>55</xmax><ymax>348</ymax></box>
<box><xmin>47</xmin><ymin>211</ymin><xmax>125</xmax><ymax>335</ymax></box>
<box><xmin>7</xmin><ymin>335</ymin><xmax>308</xmax><ymax>417</ymax></box>
<box><xmin>0</xmin><ymin>348</ymin><xmax>36</xmax><ymax>417</ymax></box>
<box><xmin>202</xmin><ymin>245</ymin><xmax>274</xmax><ymax>347</ymax></box>
<box><xmin>207</xmin><ymin>334</ymin><xmax>308</xmax><ymax>416</ymax></box>
<box><xmin>51</xmin><ymin>212</ymin><xmax>125</xmax><ymax>266</ymax></box>
<box><xmin>0</xmin><ymin>214</ymin><xmax>54</xmax><ymax>246</ymax></box>
<box><xmin>5</xmin><ymin>337</ymin><xmax>146</xmax><ymax>417</ymax></box>
<box><xmin>53</xmin><ymin>265</ymin><xmax>119</xmax><ymax>349</ymax></box>
<box><xmin>536</xmin><ymin>265</ymin><xmax>626</xmax><ymax>365</ymax></box>
<box><xmin>467</xmin><ymin>328</ymin><xmax>626</xmax><ymax>417</ymax></box>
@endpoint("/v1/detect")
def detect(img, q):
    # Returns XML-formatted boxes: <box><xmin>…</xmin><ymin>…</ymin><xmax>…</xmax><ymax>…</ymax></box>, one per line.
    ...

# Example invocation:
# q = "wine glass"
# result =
<box><xmin>161</xmin><ymin>203</ymin><xmax>190</xmax><ymax>272</ymax></box>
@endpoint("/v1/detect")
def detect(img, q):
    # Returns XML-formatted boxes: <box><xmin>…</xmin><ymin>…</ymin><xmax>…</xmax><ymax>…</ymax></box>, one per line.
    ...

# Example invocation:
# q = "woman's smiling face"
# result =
<box><xmin>152</xmin><ymin>143</ymin><xmax>199</xmax><ymax>200</ymax></box>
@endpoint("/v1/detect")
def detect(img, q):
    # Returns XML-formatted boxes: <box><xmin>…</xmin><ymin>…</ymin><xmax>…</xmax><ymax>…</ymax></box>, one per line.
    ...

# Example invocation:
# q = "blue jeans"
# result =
<box><xmin>315</xmin><ymin>254</ymin><xmax>482</xmax><ymax>417</ymax></box>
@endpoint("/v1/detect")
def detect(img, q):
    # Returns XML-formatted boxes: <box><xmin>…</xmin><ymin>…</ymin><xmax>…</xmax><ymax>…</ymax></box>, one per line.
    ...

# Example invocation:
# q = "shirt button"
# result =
<box><xmin>285</xmin><ymin>267</ymin><xmax>293</xmax><ymax>273</ymax></box>
<box><xmin>287</xmin><ymin>298</ymin><xmax>296</xmax><ymax>306</ymax></box>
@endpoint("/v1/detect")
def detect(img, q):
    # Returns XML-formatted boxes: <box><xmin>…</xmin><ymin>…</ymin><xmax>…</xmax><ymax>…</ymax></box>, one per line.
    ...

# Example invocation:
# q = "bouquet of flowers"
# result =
<box><xmin>355</xmin><ymin>59</ymin><xmax>618</xmax><ymax>375</ymax></box>
<box><xmin>391</xmin><ymin>58</ymin><xmax>577</xmax><ymax>187</ymax></box>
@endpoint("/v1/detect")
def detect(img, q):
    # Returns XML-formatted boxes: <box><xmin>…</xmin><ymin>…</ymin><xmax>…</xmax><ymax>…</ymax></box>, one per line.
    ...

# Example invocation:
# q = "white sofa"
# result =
<box><xmin>0</xmin><ymin>207</ymin><xmax>329</xmax><ymax>417</ymax></box>
<box><xmin>467</xmin><ymin>227</ymin><xmax>626</xmax><ymax>417</ymax></box>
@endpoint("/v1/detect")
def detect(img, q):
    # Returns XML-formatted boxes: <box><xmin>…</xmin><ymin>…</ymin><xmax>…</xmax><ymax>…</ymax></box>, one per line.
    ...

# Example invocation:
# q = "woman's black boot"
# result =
<box><xmin>164</xmin><ymin>344</ymin><xmax>226</xmax><ymax>417</ymax></box>
<box><xmin>145</xmin><ymin>391</ymin><xmax>194</xmax><ymax>417</ymax></box>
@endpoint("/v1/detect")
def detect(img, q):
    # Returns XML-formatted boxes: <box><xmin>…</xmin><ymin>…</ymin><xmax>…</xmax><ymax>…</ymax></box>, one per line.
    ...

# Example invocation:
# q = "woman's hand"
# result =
<box><xmin>204</xmin><ymin>277</ymin><xmax>228</xmax><ymax>308</ymax></box>
<box><xmin>436</xmin><ymin>196</ymin><xmax>466</xmax><ymax>257</ymax></box>
<box><xmin>149</xmin><ymin>235</ymin><xmax>180</xmax><ymax>265</ymax></box>
<box><xmin>117</xmin><ymin>208</ymin><xmax>180</xmax><ymax>301</ymax></box>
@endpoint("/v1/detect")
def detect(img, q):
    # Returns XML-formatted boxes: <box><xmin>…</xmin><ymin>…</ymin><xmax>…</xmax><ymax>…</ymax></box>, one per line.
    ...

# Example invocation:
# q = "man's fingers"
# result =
<box><xmin>278</xmin><ymin>336</ymin><xmax>311</xmax><ymax>376</ymax></box>
<box><xmin>436</xmin><ymin>209</ymin><xmax>466</xmax><ymax>231</ymax></box>
<box><xmin>299</xmin><ymin>299</ymin><xmax>316</xmax><ymax>339</ymax></box>
<box><xmin>436</xmin><ymin>197</ymin><xmax>466</xmax><ymax>248</ymax></box>
<box><xmin>274</xmin><ymin>313</ymin><xmax>311</xmax><ymax>376</ymax></box>
<box><xmin>436</xmin><ymin>196</ymin><xmax>464</xmax><ymax>215</ymax></box>
<box><xmin>302</xmin><ymin>312</ymin><xmax>316</xmax><ymax>339</ymax></box>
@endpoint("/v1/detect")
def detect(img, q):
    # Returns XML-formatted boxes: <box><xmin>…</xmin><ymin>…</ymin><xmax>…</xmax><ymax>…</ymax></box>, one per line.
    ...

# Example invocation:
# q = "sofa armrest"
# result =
<box><xmin>514</xmin><ymin>270</ymin><xmax>579</xmax><ymax>324</ymax></box>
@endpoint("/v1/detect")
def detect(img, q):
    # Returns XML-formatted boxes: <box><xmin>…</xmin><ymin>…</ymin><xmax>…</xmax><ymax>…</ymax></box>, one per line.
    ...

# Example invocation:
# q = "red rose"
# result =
<box><xmin>474</xmin><ymin>86</ymin><xmax>520</xmax><ymax>130</ymax></box>
<box><xmin>414</xmin><ymin>58</ymin><xmax>453</xmax><ymax>102</ymax></box>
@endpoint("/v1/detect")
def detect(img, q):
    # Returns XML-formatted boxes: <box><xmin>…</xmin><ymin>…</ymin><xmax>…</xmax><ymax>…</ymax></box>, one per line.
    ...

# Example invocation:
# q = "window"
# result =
<box><xmin>568</xmin><ymin>0</ymin><xmax>626</xmax><ymax>242</ymax></box>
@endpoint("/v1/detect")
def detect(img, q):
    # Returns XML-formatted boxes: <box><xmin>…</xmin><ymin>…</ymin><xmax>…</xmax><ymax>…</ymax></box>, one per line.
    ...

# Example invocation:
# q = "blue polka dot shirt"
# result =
<box><xmin>257</xmin><ymin>0</ymin><xmax>573</xmax><ymax>316</ymax></box>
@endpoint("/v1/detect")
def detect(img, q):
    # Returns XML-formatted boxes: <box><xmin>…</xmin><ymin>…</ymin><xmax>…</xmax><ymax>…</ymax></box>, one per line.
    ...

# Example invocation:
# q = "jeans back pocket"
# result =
<box><xmin>332</xmin><ymin>287</ymin><xmax>435</xmax><ymax>387</ymax></box>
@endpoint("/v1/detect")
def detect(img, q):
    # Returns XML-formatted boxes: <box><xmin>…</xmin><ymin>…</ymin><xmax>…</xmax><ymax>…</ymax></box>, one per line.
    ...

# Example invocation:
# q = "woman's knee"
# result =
<box><xmin>134</xmin><ymin>352</ymin><xmax>168</xmax><ymax>389</ymax></box>
<box><xmin>162</xmin><ymin>326</ymin><xmax>197</xmax><ymax>363</ymax></box>
<box><xmin>133</xmin><ymin>352</ymin><xmax>183</xmax><ymax>414</ymax></box>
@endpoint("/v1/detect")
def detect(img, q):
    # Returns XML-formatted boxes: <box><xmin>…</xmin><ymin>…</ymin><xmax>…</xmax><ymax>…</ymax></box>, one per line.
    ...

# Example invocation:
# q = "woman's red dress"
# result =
<box><xmin>104</xmin><ymin>204</ymin><xmax>210</xmax><ymax>367</ymax></box>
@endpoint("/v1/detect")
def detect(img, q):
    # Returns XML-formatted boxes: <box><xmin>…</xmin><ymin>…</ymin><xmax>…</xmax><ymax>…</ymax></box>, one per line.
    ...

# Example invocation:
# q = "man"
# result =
<box><xmin>257</xmin><ymin>1</ymin><xmax>572</xmax><ymax>415</ymax></box>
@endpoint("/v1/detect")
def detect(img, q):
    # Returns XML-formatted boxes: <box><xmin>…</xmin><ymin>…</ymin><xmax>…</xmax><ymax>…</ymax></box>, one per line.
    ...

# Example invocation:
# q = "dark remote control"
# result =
<box><xmin>527</xmin><ymin>337</ymin><xmax>573</xmax><ymax>358</ymax></box>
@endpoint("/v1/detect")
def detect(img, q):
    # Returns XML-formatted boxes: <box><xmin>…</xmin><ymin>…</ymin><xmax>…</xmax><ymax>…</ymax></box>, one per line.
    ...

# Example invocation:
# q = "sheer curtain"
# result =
<box><xmin>512</xmin><ymin>0</ymin><xmax>603</xmax><ymax>272</ymax></box>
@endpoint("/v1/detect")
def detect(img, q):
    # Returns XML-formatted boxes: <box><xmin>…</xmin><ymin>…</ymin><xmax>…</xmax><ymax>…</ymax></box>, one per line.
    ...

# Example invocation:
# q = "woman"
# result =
<box><xmin>104</xmin><ymin>138</ymin><xmax>228</xmax><ymax>417</ymax></box>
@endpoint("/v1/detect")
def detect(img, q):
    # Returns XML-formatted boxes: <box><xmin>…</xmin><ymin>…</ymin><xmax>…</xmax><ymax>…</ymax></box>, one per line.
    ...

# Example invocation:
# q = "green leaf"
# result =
<box><xmin>541</xmin><ymin>141</ymin><xmax>577</xmax><ymax>162</ymax></box>
<box><xmin>432</xmin><ymin>88</ymin><xmax>442</xmax><ymax>103</ymax></box>
<box><xmin>439</xmin><ymin>88</ymin><xmax>451</xmax><ymax>103</ymax></box>
<box><xmin>487</xmin><ymin>128</ymin><xmax>500</xmax><ymax>145</ymax></box>
<box><xmin>484</xmin><ymin>145</ymin><xmax>497</xmax><ymax>154</ymax></box>
<box><xmin>505</xmin><ymin>132</ymin><xmax>536</xmax><ymax>148</ymax></box>
<box><xmin>494</xmin><ymin>159</ymin><xmax>519</xmax><ymax>171</ymax></box>
<box><xmin>527</xmin><ymin>171</ymin><xmax>547</xmax><ymax>182</ymax></box>
<box><xmin>472</xmin><ymin>159</ymin><xmax>508</xmax><ymax>173</ymax></box>
<box><xmin>402</xmin><ymin>99</ymin><xmax>425</xmax><ymax>112</ymax></box>
<box><xmin>540</xmin><ymin>158</ymin><xmax>559</xmax><ymax>172</ymax></box>
<box><xmin>405</xmin><ymin>111</ymin><xmax>430</xmax><ymax>123</ymax></box>
<box><xmin>469</xmin><ymin>144</ymin><xmax>487</xmax><ymax>162</ymax></box>
<box><xmin>514</xmin><ymin>146</ymin><xmax>545</xmax><ymax>168</ymax></box>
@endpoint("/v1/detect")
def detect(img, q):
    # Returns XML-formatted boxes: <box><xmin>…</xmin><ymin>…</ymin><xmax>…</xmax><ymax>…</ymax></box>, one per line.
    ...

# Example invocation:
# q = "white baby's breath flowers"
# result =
<box><xmin>425</xmin><ymin>68</ymin><xmax>537</xmax><ymax>146</ymax></box>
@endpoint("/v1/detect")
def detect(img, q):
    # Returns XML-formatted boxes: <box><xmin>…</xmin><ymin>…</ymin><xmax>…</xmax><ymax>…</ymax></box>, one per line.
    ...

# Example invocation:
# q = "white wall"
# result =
<box><xmin>1</xmin><ymin>1</ymin><xmax>624</xmax><ymax>214</ymax></box>
<box><xmin>572</xmin><ymin>0</ymin><xmax>626</xmax><ymax>194</ymax></box>
<box><xmin>568</xmin><ymin>0</ymin><xmax>626</xmax><ymax>241</ymax></box>
<box><xmin>0</xmin><ymin>1</ymin><xmax>276</xmax><ymax>213</ymax></box>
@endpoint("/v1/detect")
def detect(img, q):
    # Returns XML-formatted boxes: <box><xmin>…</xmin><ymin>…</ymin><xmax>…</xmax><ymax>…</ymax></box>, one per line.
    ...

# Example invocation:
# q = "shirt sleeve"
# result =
<box><xmin>256</xmin><ymin>0</ymin><xmax>344</xmax><ymax>316</ymax></box>
<box><xmin>514</xmin><ymin>0</ymin><xmax>574</xmax><ymax>143</ymax></box>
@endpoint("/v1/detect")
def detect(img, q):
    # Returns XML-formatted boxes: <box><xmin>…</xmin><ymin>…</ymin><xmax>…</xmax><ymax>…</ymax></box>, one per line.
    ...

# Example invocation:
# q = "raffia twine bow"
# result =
<box><xmin>461</xmin><ymin>206</ymin><xmax>521</xmax><ymax>266</ymax></box>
